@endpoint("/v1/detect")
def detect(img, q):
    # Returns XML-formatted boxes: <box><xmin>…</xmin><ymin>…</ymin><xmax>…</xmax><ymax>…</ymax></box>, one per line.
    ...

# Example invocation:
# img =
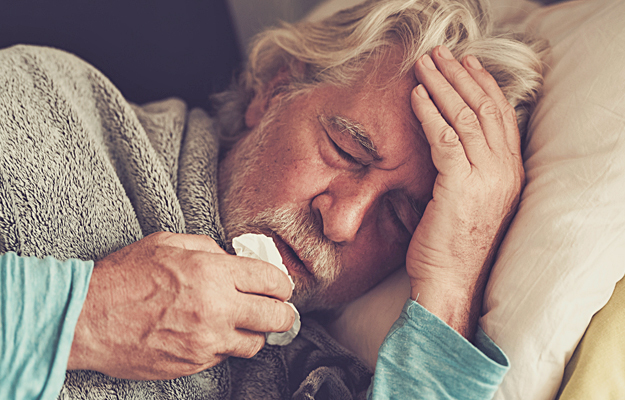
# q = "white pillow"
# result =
<box><xmin>317</xmin><ymin>1</ymin><xmax>625</xmax><ymax>399</ymax></box>
<box><xmin>484</xmin><ymin>0</ymin><xmax>625</xmax><ymax>398</ymax></box>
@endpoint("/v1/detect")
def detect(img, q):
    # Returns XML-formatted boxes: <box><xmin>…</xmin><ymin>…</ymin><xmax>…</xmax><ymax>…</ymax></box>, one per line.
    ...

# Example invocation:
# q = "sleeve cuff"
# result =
<box><xmin>0</xmin><ymin>253</ymin><xmax>94</xmax><ymax>400</ymax></box>
<box><xmin>401</xmin><ymin>299</ymin><xmax>510</xmax><ymax>377</ymax></box>
<box><xmin>368</xmin><ymin>299</ymin><xmax>509</xmax><ymax>399</ymax></box>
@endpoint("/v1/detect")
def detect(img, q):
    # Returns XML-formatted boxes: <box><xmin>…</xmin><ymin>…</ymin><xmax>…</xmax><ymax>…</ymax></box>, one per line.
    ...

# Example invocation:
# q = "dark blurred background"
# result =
<box><xmin>0</xmin><ymin>0</ymin><xmax>243</xmax><ymax>110</ymax></box>
<box><xmin>0</xmin><ymin>0</ymin><xmax>560</xmax><ymax>110</ymax></box>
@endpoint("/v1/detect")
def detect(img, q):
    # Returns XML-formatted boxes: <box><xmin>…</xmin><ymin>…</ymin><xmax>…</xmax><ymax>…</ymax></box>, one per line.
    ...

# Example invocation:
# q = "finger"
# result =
<box><xmin>151</xmin><ymin>232</ymin><xmax>226</xmax><ymax>254</ymax></box>
<box><xmin>411</xmin><ymin>83</ymin><xmax>471</xmax><ymax>176</ymax></box>
<box><xmin>230</xmin><ymin>256</ymin><xmax>293</xmax><ymax>301</ymax></box>
<box><xmin>431</xmin><ymin>46</ymin><xmax>506</xmax><ymax>155</ymax></box>
<box><xmin>233</xmin><ymin>293</ymin><xmax>296</xmax><ymax>333</ymax></box>
<box><xmin>414</xmin><ymin>53</ymin><xmax>490</xmax><ymax>165</ymax></box>
<box><xmin>461</xmin><ymin>55</ymin><xmax>522</xmax><ymax>157</ymax></box>
<box><xmin>222</xmin><ymin>329</ymin><xmax>266</xmax><ymax>359</ymax></box>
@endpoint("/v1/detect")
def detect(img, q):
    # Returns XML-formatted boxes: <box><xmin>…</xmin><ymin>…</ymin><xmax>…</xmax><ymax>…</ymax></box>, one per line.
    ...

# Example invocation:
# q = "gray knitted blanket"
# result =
<box><xmin>0</xmin><ymin>45</ymin><xmax>371</xmax><ymax>399</ymax></box>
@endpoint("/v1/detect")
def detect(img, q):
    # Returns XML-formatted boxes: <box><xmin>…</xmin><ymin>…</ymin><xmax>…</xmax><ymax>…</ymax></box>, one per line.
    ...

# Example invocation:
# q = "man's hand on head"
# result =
<box><xmin>406</xmin><ymin>45</ymin><xmax>525</xmax><ymax>340</ymax></box>
<box><xmin>67</xmin><ymin>232</ymin><xmax>296</xmax><ymax>380</ymax></box>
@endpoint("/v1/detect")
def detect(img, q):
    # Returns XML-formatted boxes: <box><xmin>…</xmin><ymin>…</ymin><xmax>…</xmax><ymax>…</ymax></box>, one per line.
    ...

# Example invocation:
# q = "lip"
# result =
<box><xmin>270</xmin><ymin>232</ymin><xmax>313</xmax><ymax>278</ymax></box>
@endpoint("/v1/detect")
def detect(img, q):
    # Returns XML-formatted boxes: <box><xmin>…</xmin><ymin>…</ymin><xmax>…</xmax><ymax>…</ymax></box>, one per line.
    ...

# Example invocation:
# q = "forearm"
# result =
<box><xmin>409</xmin><ymin>225</ymin><xmax>505</xmax><ymax>342</ymax></box>
<box><xmin>0</xmin><ymin>252</ymin><xmax>93</xmax><ymax>400</ymax></box>
<box><xmin>410</xmin><ymin>261</ymin><xmax>491</xmax><ymax>342</ymax></box>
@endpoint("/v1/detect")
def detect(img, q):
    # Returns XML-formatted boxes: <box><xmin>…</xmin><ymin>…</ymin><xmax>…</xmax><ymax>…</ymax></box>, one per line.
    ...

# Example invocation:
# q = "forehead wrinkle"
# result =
<box><xmin>323</xmin><ymin>115</ymin><xmax>382</xmax><ymax>162</ymax></box>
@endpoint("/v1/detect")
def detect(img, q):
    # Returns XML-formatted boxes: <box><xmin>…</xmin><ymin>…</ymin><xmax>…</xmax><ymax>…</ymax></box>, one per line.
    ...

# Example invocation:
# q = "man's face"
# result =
<box><xmin>218</xmin><ymin>61</ymin><xmax>437</xmax><ymax>312</ymax></box>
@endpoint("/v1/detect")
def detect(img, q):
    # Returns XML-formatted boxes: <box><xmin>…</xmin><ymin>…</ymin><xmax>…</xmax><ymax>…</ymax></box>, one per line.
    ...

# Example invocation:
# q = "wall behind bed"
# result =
<box><xmin>0</xmin><ymin>0</ymin><xmax>242</xmax><ymax>110</ymax></box>
<box><xmin>228</xmin><ymin>0</ymin><xmax>323</xmax><ymax>54</ymax></box>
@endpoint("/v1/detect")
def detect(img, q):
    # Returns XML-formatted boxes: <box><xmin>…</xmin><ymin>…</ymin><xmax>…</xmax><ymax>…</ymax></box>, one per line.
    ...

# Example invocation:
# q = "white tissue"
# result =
<box><xmin>232</xmin><ymin>233</ymin><xmax>301</xmax><ymax>346</ymax></box>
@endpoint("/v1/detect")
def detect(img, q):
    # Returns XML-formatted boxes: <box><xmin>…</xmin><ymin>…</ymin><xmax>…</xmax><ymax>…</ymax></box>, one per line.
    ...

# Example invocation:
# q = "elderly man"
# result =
<box><xmin>0</xmin><ymin>0</ymin><xmax>544</xmax><ymax>398</ymax></box>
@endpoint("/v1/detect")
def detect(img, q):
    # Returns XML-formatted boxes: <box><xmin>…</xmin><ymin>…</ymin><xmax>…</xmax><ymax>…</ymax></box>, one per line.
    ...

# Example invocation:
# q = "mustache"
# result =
<box><xmin>238</xmin><ymin>207</ymin><xmax>342</xmax><ymax>284</ymax></box>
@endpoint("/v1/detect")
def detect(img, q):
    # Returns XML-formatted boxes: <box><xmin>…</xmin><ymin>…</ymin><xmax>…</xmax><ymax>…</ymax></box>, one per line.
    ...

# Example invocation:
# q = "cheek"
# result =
<box><xmin>234</xmin><ymin>137</ymin><xmax>303</xmax><ymax>202</ymax></box>
<box><xmin>332</xmin><ymin>234</ymin><xmax>407</xmax><ymax>301</ymax></box>
<box><xmin>267</xmin><ymin>142</ymin><xmax>334</xmax><ymax>205</ymax></box>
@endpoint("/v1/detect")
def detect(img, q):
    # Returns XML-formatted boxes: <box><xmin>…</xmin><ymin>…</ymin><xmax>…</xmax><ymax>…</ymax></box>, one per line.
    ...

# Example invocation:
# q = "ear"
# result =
<box><xmin>244</xmin><ymin>62</ymin><xmax>303</xmax><ymax>129</ymax></box>
<box><xmin>244</xmin><ymin>91</ymin><xmax>271</xmax><ymax>129</ymax></box>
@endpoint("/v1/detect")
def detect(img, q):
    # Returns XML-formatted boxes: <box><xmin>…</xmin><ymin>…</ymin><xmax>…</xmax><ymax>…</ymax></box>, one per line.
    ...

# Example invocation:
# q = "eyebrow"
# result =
<box><xmin>320</xmin><ymin>115</ymin><xmax>382</xmax><ymax>162</ymax></box>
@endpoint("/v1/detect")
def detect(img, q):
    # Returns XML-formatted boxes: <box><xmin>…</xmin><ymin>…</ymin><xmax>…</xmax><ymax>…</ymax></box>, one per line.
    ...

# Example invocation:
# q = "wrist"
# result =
<box><xmin>410</xmin><ymin>278</ymin><xmax>481</xmax><ymax>341</ymax></box>
<box><xmin>67</xmin><ymin>260</ymin><xmax>109</xmax><ymax>372</ymax></box>
<box><xmin>67</xmin><ymin>325</ymin><xmax>91</xmax><ymax>370</ymax></box>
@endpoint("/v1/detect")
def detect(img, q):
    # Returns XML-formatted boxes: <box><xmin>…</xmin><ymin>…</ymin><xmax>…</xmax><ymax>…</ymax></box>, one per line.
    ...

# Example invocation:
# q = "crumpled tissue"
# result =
<box><xmin>232</xmin><ymin>233</ymin><xmax>301</xmax><ymax>346</ymax></box>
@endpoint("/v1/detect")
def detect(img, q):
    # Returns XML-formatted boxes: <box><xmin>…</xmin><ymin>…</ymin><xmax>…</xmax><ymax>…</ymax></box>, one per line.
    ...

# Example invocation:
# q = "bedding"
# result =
<box><xmin>311</xmin><ymin>0</ymin><xmax>625</xmax><ymax>399</ymax></box>
<box><xmin>483</xmin><ymin>1</ymin><xmax>625</xmax><ymax>398</ymax></box>
<box><xmin>556</xmin><ymin>276</ymin><xmax>625</xmax><ymax>400</ymax></box>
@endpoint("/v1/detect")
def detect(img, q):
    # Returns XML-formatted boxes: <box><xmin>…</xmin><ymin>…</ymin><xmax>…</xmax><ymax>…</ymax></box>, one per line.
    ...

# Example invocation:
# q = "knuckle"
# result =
<box><xmin>187</xmin><ymin>251</ymin><xmax>208</xmax><ymax>271</ymax></box>
<box><xmin>218</xmin><ymin>334</ymin><xmax>237</xmax><ymax>357</ymax></box>
<box><xmin>240</xmin><ymin>334</ymin><xmax>265</xmax><ymax>359</ymax></box>
<box><xmin>261</xmin><ymin>267</ymin><xmax>282</xmax><ymax>293</ymax></box>
<box><xmin>151</xmin><ymin>231</ymin><xmax>177</xmax><ymax>246</ymax></box>
<box><xmin>500</xmin><ymin>166</ymin><xmax>523</xmax><ymax>201</ymax></box>
<box><xmin>205</xmin><ymin>355</ymin><xmax>227</xmax><ymax>369</ymax></box>
<box><xmin>256</xmin><ymin>264</ymin><xmax>290</xmax><ymax>299</ymax></box>
<box><xmin>453</xmin><ymin>105</ymin><xmax>479</xmax><ymax>129</ymax></box>
<box><xmin>475</xmin><ymin>99</ymin><xmax>500</xmax><ymax>120</ymax></box>
<box><xmin>152</xmin><ymin>245</ymin><xmax>173</xmax><ymax>265</ymax></box>
<box><xmin>437</xmin><ymin>126</ymin><xmax>460</xmax><ymax>145</ymax></box>
<box><xmin>450</xmin><ymin>66</ymin><xmax>471</xmax><ymax>85</ymax></box>
<box><xmin>421</xmin><ymin>113</ymin><xmax>441</xmax><ymax>130</ymax></box>
<box><xmin>439</xmin><ymin>85</ymin><xmax>458</xmax><ymax>102</ymax></box>
<box><xmin>231</xmin><ymin>300</ymin><xmax>248</xmax><ymax>326</ymax></box>
<box><xmin>502</xmin><ymin>103</ymin><xmax>518</xmax><ymax>125</ymax></box>
<box><xmin>275</xmin><ymin>302</ymin><xmax>295</xmax><ymax>331</ymax></box>
<box><xmin>205</xmin><ymin>237</ymin><xmax>224</xmax><ymax>253</ymax></box>
<box><xmin>260</xmin><ymin>299</ymin><xmax>288</xmax><ymax>332</ymax></box>
<box><xmin>215</xmin><ymin>321</ymin><xmax>241</xmax><ymax>356</ymax></box>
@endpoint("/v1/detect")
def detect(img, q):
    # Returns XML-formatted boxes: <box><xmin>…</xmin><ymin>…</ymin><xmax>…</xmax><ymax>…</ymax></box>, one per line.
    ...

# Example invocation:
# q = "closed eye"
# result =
<box><xmin>319</xmin><ymin>114</ymin><xmax>377</xmax><ymax>167</ymax></box>
<box><xmin>329</xmin><ymin>136</ymin><xmax>360</xmax><ymax>165</ymax></box>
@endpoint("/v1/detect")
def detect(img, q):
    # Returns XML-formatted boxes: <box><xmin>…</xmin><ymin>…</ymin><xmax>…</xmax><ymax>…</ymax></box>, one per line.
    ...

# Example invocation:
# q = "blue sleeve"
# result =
<box><xmin>0</xmin><ymin>252</ymin><xmax>93</xmax><ymax>400</ymax></box>
<box><xmin>368</xmin><ymin>299</ymin><xmax>509</xmax><ymax>400</ymax></box>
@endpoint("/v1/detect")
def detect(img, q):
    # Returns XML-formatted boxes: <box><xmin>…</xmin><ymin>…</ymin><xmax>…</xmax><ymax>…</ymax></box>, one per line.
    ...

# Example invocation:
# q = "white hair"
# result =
<box><xmin>213</xmin><ymin>0</ymin><xmax>547</xmax><ymax>146</ymax></box>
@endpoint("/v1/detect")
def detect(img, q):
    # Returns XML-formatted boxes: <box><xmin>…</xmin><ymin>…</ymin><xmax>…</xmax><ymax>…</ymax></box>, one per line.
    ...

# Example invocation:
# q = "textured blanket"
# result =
<box><xmin>0</xmin><ymin>45</ymin><xmax>371</xmax><ymax>399</ymax></box>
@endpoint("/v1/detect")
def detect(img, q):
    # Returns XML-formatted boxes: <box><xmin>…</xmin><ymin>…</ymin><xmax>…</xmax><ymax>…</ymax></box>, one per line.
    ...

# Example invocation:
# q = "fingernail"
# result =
<box><xmin>415</xmin><ymin>84</ymin><xmax>429</xmax><ymax>99</ymax></box>
<box><xmin>438</xmin><ymin>45</ymin><xmax>454</xmax><ymax>60</ymax></box>
<box><xmin>422</xmin><ymin>54</ymin><xmax>436</xmax><ymax>70</ymax></box>
<box><xmin>466</xmin><ymin>55</ymin><xmax>482</xmax><ymax>70</ymax></box>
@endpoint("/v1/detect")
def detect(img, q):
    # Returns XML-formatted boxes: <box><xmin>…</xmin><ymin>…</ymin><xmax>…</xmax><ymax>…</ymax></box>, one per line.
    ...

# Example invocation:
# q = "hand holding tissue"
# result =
<box><xmin>232</xmin><ymin>233</ymin><xmax>301</xmax><ymax>346</ymax></box>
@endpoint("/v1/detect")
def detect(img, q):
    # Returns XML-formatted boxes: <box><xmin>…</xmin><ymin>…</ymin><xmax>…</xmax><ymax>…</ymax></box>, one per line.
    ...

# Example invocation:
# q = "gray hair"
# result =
<box><xmin>213</xmin><ymin>0</ymin><xmax>547</xmax><ymax>147</ymax></box>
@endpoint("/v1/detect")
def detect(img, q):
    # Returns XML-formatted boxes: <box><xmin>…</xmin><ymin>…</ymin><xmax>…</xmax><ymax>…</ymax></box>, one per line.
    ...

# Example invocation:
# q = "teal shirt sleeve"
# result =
<box><xmin>368</xmin><ymin>299</ymin><xmax>509</xmax><ymax>400</ymax></box>
<box><xmin>0</xmin><ymin>252</ymin><xmax>94</xmax><ymax>400</ymax></box>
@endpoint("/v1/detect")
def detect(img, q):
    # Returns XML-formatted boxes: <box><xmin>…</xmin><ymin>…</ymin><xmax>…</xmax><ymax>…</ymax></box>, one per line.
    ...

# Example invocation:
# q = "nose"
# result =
<box><xmin>311</xmin><ymin>178</ymin><xmax>378</xmax><ymax>244</ymax></box>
